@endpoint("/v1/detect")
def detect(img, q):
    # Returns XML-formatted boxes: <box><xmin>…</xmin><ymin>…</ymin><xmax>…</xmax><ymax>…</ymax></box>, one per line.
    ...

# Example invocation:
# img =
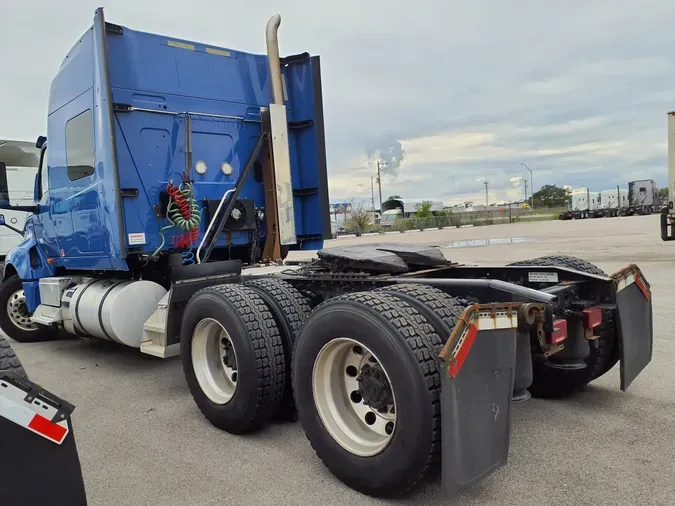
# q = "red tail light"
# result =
<box><xmin>551</xmin><ymin>319</ymin><xmax>567</xmax><ymax>344</ymax></box>
<box><xmin>583</xmin><ymin>307</ymin><xmax>603</xmax><ymax>329</ymax></box>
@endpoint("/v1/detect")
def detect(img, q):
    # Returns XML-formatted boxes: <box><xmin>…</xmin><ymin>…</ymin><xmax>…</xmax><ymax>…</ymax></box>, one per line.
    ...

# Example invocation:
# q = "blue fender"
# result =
<box><xmin>3</xmin><ymin>227</ymin><xmax>56</xmax><ymax>313</ymax></box>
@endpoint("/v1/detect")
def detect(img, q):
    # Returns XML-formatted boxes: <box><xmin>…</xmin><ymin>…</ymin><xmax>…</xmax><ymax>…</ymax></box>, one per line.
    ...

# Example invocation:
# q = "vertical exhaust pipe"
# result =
<box><xmin>266</xmin><ymin>14</ymin><xmax>284</xmax><ymax>105</ymax></box>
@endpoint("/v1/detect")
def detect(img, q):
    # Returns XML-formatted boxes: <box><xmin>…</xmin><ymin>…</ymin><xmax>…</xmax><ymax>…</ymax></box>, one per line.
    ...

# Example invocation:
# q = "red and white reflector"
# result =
<box><xmin>0</xmin><ymin>380</ymin><xmax>69</xmax><ymax>444</ymax></box>
<box><xmin>583</xmin><ymin>307</ymin><xmax>603</xmax><ymax>329</ymax></box>
<box><xmin>551</xmin><ymin>319</ymin><xmax>567</xmax><ymax>344</ymax></box>
<box><xmin>444</xmin><ymin>306</ymin><xmax>519</xmax><ymax>379</ymax></box>
<box><xmin>613</xmin><ymin>265</ymin><xmax>651</xmax><ymax>301</ymax></box>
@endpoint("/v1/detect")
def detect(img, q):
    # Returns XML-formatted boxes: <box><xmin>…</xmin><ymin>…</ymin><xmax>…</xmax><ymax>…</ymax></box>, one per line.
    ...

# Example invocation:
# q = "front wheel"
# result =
<box><xmin>0</xmin><ymin>275</ymin><xmax>57</xmax><ymax>343</ymax></box>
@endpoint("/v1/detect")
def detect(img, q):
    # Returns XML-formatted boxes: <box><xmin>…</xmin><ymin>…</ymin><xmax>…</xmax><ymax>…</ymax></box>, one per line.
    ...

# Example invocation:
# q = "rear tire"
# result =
<box><xmin>180</xmin><ymin>284</ymin><xmax>285</xmax><ymax>433</ymax></box>
<box><xmin>508</xmin><ymin>255</ymin><xmax>618</xmax><ymax>398</ymax></box>
<box><xmin>243</xmin><ymin>278</ymin><xmax>311</xmax><ymax>420</ymax></box>
<box><xmin>0</xmin><ymin>275</ymin><xmax>57</xmax><ymax>343</ymax></box>
<box><xmin>375</xmin><ymin>283</ymin><xmax>465</xmax><ymax>340</ymax></box>
<box><xmin>292</xmin><ymin>292</ymin><xmax>443</xmax><ymax>497</ymax></box>
<box><xmin>0</xmin><ymin>334</ymin><xmax>28</xmax><ymax>380</ymax></box>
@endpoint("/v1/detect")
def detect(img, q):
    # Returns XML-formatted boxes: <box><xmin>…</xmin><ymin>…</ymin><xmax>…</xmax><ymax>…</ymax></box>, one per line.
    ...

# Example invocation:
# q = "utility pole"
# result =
<box><xmin>377</xmin><ymin>161</ymin><xmax>388</xmax><ymax>211</ymax></box>
<box><xmin>370</xmin><ymin>175</ymin><xmax>376</xmax><ymax>212</ymax></box>
<box><xmin>483</xmin><ymin>180</ymin><xmax>489</xmax><ymax>207</ymax></box>
<box><xmin>523</xmin><ymin>178</ymin><xmax>528</xmax><ymax>204</ymax></box>
<box><xmin>521</xmin><ymin>163</ymin><xmax>534</xmax><ymax>209</ymax></box>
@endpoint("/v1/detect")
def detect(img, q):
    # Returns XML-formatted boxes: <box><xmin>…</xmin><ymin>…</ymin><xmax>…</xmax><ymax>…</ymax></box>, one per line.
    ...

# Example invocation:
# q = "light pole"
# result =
<box><xmin>477</xmin><ymin>178</ymin><xmax>489</xmax><ymax>207</ymax></box>
<box><xmin>521</xmin><ymin>163</ymin><xmax>534</xmax><ymax>209</ymax></box>
<box><xmin>377</xmin><ymin>161</ymin><xmax>388</xmax><ymax>211</ymax></box>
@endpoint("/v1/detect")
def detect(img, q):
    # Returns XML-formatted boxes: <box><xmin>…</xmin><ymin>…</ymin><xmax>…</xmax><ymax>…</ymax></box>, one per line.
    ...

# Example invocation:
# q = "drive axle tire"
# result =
<box><xmin>0</xmin><ymin>275</ymin><xmax>57</xmax><ymax>343</ymax></box>
<box><xmin>0</xmin><ymin>334</ymin><xmax>28</xmax><ymax>380</ymax></box>
<box><xmin>375</xmin><ymin>283</ymin><xmax>465</xmax><ymax>340</ymax></box>
<box><xmin>292</xmin><ymin>291</ymin><xmax>443</xmax><ymax>497</ymax></box>
<box><xmin>243</xmin><ymin>278</ymin><xmax>311</xmax><ymax>420</ymax></box>
<box><xmin>180</xmin><ymin>284</ymin><xmax>285</xmax><ymax>434</ymax></box>
<box><xmin>508</xmin><ymin>255</ymin><xmax>618</xmax><ymax>398</ymax></box>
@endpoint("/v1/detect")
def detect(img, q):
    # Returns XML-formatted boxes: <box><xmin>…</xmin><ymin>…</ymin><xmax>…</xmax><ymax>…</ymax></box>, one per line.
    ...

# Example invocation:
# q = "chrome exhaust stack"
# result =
<box><xmin>265</xmin><ymin>14</ymin><xmax>285</xmax><ymax>105</ymax></box>
<box><xmin>262</xmin><ymin>14</ymin><xmax>297</xmax><ymax>248</ymax></box>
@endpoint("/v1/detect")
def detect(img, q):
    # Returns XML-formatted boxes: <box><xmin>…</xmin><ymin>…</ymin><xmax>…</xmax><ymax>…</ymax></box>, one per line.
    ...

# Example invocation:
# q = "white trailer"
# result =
<box><xmin>0</xmin><ymin>140</ymin><xmax>39</xmax><ymax>265</ymax></box>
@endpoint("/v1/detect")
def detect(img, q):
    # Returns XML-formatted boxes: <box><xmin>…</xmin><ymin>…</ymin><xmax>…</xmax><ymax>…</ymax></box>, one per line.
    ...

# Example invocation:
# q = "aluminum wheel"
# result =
<box><xmin>191</xmin><ymin>318</ymin><xmax>238</xmax><ymax>405</ymax></box>
<box><xmin>6</xmin><ymin>289</ymin><xmax>37</xmax><ymax>332</ymax></box>
<box><xmin>312</xmin><ymin>337</ymin><xmax>397</xmax><ymax>457</ymax></box>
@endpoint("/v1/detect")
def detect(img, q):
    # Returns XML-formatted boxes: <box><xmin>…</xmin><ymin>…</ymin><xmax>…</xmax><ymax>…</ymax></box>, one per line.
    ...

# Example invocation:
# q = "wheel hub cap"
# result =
<box><xmin>357</xmin><ymin>363</ymin><xmax>393</xmax><ymax>410</ymax></box>
<box><xmin>7</xmin><ymin>289</ymin><xmax>37</xmax><ymax>332</ymax></box>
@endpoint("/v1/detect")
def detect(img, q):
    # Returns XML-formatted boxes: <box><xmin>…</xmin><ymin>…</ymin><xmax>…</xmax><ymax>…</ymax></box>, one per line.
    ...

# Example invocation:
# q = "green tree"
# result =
<box><xmin>387</xmin><ymin>195</ymin><xmax>402</xmax><ymax>200</ymax></box>
<box><xmin>658</xmin><ymin>187</ymin><xmax>668</xmax><ymax>199</ymax></box>
<box><xmin>532</xmin><ymin>184</ymin><xmax>571</xmax><ymax>208</ymax></box>
<box><xmin>415</xmin><ymin>200</ymin><xmax>433</xmax><ymax>218</ymax></box>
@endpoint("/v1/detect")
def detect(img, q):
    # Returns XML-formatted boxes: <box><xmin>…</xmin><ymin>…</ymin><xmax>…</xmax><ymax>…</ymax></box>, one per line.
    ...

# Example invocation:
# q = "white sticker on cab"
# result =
<box><xmin>128</xmin><ymin>233</ymin><xmax>146</xmax><ymax>245</ymax></box>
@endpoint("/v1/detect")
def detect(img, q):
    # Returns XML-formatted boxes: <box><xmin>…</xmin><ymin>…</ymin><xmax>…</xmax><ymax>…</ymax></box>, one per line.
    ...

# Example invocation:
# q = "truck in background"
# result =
<box><xmin>599</xmin><ymin>187</ymin><xmax>629</xmax><ymax>217</ymax></box>
<box><xmin>559</xmin><ymin>188</ymin><xmax>601</xmax><ymax>219</ymax></box>
<box><xmin>380</xmin><ymin>198</ymin><xmax>443</xmax><ymax>227</ymax></box>
<box><xmin>623</xmin><ymin>179</ymin><xmax>657</xmax><ymax>216</ymax></box>
<box><xmin>0</xmin><ymin>140</ymin><xmax>39</xmax><ymax>266</ymax></box>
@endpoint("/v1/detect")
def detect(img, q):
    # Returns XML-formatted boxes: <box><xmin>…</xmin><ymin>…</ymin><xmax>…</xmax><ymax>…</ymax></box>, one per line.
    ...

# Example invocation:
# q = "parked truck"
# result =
<box><xmin>0</xmin><ymin>140</ymin><xmax>40</xmax><ymax>266</ymax></box>
<box><xmin>0</xmin><ymin>10</ymin><xmax>654</xmax><ymax>498</ymax></box>
<box><xmin>599</xmin><ymin>187</ymin><xmax>629</xmax><ymax>217</ymax></box>
<box><xmin>624</xmin><ymin>179</ymin><xmax>657</xmax><ymax>216</ymax></box>
<box><xmin>559</xmin><ymin>188</ymin><xmax>601</xmax><ymax>219</ymax></box>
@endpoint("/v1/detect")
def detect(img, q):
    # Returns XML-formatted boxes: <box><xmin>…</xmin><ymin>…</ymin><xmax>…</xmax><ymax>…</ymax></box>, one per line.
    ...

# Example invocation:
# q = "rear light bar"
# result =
<box><xmin>583</xmin><ymin>307</ymin><xmax>603</xmax><ymax>329</ymax></box>
<box><xmin>551</xmin><ymin>319</ymin><xmax>567</xmax><ymax>344</ymax></box>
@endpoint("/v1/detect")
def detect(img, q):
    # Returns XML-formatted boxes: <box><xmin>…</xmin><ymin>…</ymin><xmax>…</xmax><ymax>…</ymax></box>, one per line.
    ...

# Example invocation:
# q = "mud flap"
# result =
<box><xmin>438</xmin><ymin>304</ymin><xmax>521</xmax><ymax>495</ymax></box>
<box><xmin>611</xmin><ymin>265</ymin><xmax>653</xmax><ymax>391</ymax></box>
<box><xmin>0</xmin><ymin>373</ymin><xmax>87</xmax><ymax>505</ymax></box>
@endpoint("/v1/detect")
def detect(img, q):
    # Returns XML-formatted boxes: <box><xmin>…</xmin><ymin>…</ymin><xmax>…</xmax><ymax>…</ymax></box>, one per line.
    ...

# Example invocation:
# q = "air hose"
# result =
<box><xmin>151</xmin><ymin>175</ymin><xmax>201</xmax><ymax>258</ymax></box>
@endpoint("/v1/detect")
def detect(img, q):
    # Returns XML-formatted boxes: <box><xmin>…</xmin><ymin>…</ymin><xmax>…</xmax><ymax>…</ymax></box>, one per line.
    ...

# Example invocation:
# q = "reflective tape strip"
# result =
<box><xmin>445</xmin><ymin>305</ymin><xmax>520</xmax><ymax>378</ymax></box>
<box><xmin>448</xmin><ymin>324</ymin><xmax>478</xmax><ymax>379</ymax></box>
<box><xmin>475</xmin><ymin>310</ymin><xmax>518</xmax><ymax>331</ymax></box>
<box><xmin>168</xmin><ymin>40</ymin><xmax>195</xmax><ymax>50</ymax></box>
<box><xmin>615</xmin><ymin>271</ymin><xmax>651</xmax><ymax>301</ymax></box>
<box><xmin>0</xmin><ymin>381</ymin><xmax>69</xmax><ymax>444</ymax></box>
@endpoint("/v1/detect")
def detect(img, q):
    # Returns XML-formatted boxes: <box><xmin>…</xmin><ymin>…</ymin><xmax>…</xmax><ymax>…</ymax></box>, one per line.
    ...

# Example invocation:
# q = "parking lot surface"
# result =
<box><xmin>12</xmin><ymin>214</ymin><xmax>675</xmax><ymax>505</ymax></box>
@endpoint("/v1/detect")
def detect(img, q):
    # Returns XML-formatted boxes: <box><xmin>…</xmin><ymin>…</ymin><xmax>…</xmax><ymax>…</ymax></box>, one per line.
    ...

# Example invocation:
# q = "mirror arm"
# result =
<box><xmin>0</xmin><ymin>204</ymin><xmax>39</xmax><ymax>213</ymax></box>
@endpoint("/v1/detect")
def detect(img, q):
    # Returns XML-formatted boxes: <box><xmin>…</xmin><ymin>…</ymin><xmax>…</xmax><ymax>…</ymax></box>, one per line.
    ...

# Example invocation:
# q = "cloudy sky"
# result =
<box><xmin>1</xmin><ymin>0</ymin><xmax>673</xmax><ymax>205</ymax></box>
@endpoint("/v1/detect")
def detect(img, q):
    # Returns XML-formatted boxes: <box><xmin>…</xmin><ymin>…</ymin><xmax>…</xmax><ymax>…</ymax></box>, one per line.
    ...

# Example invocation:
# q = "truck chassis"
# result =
<box><xmin>155</xmin><ymin>244</ymin><xmax>651</xmax><ymax>497</ymax></box>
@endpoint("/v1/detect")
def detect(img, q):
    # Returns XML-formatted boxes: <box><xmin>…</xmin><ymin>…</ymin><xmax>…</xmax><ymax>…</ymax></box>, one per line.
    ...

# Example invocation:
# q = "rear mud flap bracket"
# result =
<box><xmin>439</xmin><ymin>304</ymin><xmax>522</xmax><ymax>495</ymax></box>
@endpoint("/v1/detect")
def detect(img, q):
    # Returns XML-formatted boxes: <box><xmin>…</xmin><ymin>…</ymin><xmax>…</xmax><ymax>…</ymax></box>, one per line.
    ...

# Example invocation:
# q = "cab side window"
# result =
<box><xmin>65</xmin><ymin>110</ymin><xmax>95</xmax><ymax>181</ymax></box>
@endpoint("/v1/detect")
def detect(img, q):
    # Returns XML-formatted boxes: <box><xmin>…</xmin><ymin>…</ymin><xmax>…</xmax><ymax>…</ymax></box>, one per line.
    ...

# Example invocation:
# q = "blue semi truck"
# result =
<box><xmin>0</xmin><ymin>9</ymin><xmax>654</xmax><ymax>498</ymax></box>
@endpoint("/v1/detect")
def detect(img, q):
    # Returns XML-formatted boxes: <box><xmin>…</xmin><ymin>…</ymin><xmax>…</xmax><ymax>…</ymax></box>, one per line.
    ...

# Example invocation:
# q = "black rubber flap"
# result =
<box><xmin>1</xmin><ymin>403</ymin><xmax>87</xmax><ymax>505</ymax></box>
<box><xmin>616</xmin><ymin>283</ymin><xmax>653</xmax><ymax>391</ymax></box>
<box><xmin>317</xmin><ymin>243</ymin><xmax>448</xmax><ymax>273</ymax></box>
<box><xmin>441</xmin><ymin>328</ymin><xmax>517</xmax><ymax>495</ymax></box>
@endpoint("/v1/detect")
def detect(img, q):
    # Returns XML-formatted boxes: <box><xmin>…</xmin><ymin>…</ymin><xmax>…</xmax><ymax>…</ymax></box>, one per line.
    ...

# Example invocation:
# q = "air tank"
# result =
<box><xmin>62</xmin><ymin>279</ymin><xmax>167</xmax><ymax>348</ymax></box>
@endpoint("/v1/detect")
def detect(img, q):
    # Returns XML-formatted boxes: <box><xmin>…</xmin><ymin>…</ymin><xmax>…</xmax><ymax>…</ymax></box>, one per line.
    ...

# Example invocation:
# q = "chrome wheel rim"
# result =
<box><xmin>191</xmin><ymin>318</ymin><xmax>238</xmax><ymax>404</ymax></box>
<box><xmin>7</xmin><ymin>289</ymin><xmax>37</xmax><ymax>332</ymax></box>
<box><xmin>312</xmin><ymin>338</ymin><xmax>396</xmax><ymax>457</ymax></box>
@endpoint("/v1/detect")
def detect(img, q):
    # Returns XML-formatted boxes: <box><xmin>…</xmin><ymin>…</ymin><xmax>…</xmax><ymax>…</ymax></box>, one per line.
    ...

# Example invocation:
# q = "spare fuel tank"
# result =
<box><xmin>62</xmin><ymin>279</ymin><xmax>167</xmax><ymax>348</ymax></box>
